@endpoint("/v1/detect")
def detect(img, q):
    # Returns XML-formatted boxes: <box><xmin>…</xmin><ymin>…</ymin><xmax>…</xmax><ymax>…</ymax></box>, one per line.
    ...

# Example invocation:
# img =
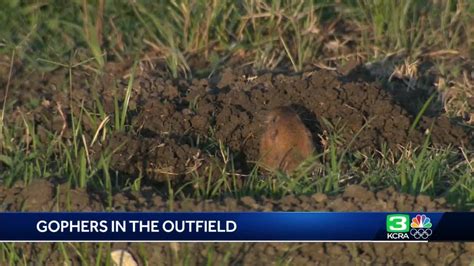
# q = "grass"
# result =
<box><xmin>1</xmin><ymin>1</ymin><xmax>472</xmax><ymax>69</ymax></box>
<box><xmin>1</xmin><ymin>102</ymin><xmax>471</xmax><ymax>263</ymax></box>
<box><xmin>0</xmin><ymin>0</ymin><xmax>473</xmax><ymax>264</ymax></box>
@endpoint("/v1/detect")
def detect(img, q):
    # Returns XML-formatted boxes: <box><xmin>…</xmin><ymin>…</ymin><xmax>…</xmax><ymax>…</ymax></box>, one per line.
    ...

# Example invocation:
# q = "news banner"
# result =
<box><xmin>0</xmin><ymin>212</ymin><xmax>473</xmax><ymax>242</ymax></box>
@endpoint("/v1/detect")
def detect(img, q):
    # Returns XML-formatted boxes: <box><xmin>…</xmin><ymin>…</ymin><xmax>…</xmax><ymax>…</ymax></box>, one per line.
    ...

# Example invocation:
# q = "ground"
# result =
<box><xmin>2</xmin><ymin>180</ymin><xmax>473</xmax><ymax>265</ymax></box>
<box><xmin>0</xmin><ymin>1</ymin><xmax>473</xmax><ymax>265</ymax></box>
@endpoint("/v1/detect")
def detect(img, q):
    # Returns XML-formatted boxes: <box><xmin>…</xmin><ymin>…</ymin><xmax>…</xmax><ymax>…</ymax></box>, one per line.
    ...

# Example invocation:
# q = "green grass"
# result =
<box><xmin>1</xmin><ymin>1</ymin><xmax>471</xmax><ymax>73</ymax></box>
<box><xmin>0</xmin><ymin>0</ymin><xmax>473</xmax><ymax>264</ymax></box>
<box><xmin>1</xmin><ymin>92</ymin><xmax>471</xmax><ymax>262</ymax></box>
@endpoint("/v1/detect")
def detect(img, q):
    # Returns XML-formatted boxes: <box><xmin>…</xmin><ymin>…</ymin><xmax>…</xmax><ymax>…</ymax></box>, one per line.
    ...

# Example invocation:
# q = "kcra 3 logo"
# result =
<box><xmin>386</xmin><ymin>214</ymin><xmax>433</xmax><ymax>240</ymax></box>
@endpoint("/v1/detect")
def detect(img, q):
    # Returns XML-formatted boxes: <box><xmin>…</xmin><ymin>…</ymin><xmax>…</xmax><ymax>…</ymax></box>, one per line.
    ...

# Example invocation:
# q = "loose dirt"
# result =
<box><xmin>1</xmin><ymin>62</ymin><xmax>473</xmax><ymax>264</ymax></box>
<box><xmin>2</xmin><ymin>63</ymin><xmax>471</xmax><ymax>182</ymax></box>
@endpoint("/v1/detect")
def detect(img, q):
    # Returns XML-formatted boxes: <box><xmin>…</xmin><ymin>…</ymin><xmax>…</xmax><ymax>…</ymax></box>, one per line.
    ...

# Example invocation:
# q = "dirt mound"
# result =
<box><xmin>1</xmin><ymin>180</ymin><xmax>472</xmax><ymax>265</ymax></box>
<box><xmin>3</xmin><ymin>65</ymin><xmax>472</xmax><ymax>182</ymax></box>
<box><xmin>119</xmin><ymin>67</ymin><xmax>471</xmax><ymax>181</ymax></box>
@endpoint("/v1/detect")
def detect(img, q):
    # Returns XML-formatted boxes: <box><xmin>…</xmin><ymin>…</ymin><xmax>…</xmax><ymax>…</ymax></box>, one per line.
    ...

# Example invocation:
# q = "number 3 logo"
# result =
<box><xmin>386</xmin><ymin>214</ymin><xmax>410</xmax><ymax>233</ymax></box>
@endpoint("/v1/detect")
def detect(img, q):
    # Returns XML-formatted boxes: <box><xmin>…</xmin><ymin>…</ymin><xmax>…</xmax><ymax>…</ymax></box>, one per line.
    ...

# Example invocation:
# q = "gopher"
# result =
<box><xmin>259</xmin><ymin>106</ymin><xmax>315</xmax><ymax>173</ymax></box>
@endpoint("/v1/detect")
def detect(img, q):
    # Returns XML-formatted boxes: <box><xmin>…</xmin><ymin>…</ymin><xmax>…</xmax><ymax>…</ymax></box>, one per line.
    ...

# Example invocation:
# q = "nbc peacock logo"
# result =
<box><xmin>409</xmin><ymin>214</ymin><xmax>433</xmax><ymax>239</ymax></box>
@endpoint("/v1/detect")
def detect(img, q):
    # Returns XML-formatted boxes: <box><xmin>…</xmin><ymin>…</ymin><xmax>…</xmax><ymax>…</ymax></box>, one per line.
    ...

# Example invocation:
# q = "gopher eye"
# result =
<box><xmin>265</xmin><ymin>114</ymin><xmax>277</xmax><ymax>124</ymax></box>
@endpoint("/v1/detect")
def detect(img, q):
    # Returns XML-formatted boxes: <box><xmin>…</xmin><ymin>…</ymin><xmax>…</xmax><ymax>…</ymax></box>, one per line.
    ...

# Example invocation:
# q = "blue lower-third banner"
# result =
<box><xmin>0</xmin><ymin>212</ymin><xmax>472</xmax><ymax>242</ymax></box>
